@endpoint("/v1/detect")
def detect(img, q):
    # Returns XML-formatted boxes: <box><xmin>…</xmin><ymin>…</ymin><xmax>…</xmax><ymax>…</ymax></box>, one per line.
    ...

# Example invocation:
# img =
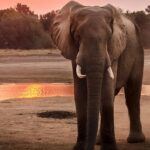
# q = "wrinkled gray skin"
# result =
<box><xmin>51</xmin><ymin>1</ymin><xmax>145</xmax><ymax>150</ymax></box>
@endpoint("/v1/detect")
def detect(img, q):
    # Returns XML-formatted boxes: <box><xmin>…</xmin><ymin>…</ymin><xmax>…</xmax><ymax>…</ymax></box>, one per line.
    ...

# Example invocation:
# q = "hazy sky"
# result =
<box><xmin>0</xmin><ymin>0</ymin><xmax>149</xmax><ymax>14</ymax></box>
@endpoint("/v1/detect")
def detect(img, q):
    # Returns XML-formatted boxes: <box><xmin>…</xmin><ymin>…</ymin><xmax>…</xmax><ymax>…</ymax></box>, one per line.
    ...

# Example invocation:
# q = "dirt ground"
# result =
<box><xmin>0</xmin><ymin>96</ymin><xmax>149</xmax><ymax>150</ymax></box>
<box><xmin>0</xmin><ymin>49</ymin><xmax>149</xmax><ymax>84</ymax></box>
<box><xmin>0</xmin><ymin>49</ymin><xmax>149</xmax><ymax>150</ymax></box>
<box><xmin>0</xmin><ymin>49</ymin><xmax>72</xmax><ymax>83</ymax></box>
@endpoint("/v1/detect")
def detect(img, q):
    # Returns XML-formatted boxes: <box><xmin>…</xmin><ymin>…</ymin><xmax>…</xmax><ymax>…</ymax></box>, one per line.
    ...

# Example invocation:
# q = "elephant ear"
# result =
<box><xmin>105</xmin><ymin>4</ymin><xmax>127</xmax><ymax>61</ymax></box>
<box><xmin>51</xmin><ymin>1</ymin><xmax>82</xmax><ymax>59</ymax></box>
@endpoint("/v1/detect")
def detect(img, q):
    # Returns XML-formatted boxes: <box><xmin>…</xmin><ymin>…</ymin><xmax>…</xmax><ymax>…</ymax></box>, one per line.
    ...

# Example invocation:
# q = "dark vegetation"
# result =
<box><xmin>0</xmin><ymin>3</ymin><xmax>149</xmax><ymax>49</ymax></box>
<box><xmin>126</xmin><ymin>6</ymin><xmax>150</xmax><ymax>48</ymax></box>
<box><xmin>0</xmin><ymin>3</ymin><xmax>54</xmax><ymax>49</ymax></box>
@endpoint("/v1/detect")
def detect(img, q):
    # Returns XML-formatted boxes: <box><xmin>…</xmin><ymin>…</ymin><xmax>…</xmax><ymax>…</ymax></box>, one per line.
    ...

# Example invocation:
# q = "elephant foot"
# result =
<box><xmin>101</xmin><ymin>143</ymin><xmax>118</xmax><ymax>150</ymax></box>
<box><xmin>127</xmin><ymin>132</ymin><xmax>145</xmax><ymax>143</ymax></box>
<box><xmin>73</xmin><ymin>142</ymin><xmax>85</xmax><ymax>150</ymax></box>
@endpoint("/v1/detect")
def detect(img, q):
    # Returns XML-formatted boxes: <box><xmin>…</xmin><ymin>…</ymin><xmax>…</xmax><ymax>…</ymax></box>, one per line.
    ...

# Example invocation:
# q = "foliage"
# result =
<box><xmin>0</xmin><ymin>4</ymin><xmax>54</xmax><ymax>49</ymax></box>
<box><xmin>15</xmin><ymin>3</ymin><xmax>36</xmax><ymax>17</ymax></box>
<box><xmin>40</xmin><ymin>11</ymin><xmax>56</xmax><ymax>31</ymax></box>
<box><xmin>0</xmin><ymin>3</ymin><xmax>149</xmax><ymax>49</ymax></box>
<box><xmin>126</xmin><ymin>10</ymin><xmax>150</xmax><ymax>48</ymax></box>
<box><xmin>145</xmin><ymin>5</ymin><xmax>150</xmax><ymax>14</ymax></box>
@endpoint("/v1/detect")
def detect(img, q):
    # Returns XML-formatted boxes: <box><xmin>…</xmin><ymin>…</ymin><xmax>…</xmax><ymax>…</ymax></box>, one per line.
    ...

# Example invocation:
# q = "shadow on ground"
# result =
<box><xmin>37</xmin><ymin>111</ymin><xmax>76</xmax><ymax>119</ymax></box>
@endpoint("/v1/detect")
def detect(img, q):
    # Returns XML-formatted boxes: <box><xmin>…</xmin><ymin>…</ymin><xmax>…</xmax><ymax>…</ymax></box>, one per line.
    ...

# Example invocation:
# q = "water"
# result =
<box><xmin>0</xmin><ymin>83</ymin><xmax>73</xmax><ymax>101</ymax></box>
<box><xmin>0</xmin><ymin>83</ymin><xmax>149</xmax><ymax>101</ymax></box>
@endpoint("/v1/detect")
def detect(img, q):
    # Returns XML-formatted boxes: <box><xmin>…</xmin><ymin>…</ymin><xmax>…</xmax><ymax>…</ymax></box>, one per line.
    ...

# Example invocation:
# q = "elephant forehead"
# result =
<box><xmin>72</xmin><ymin>17</ymin><xmax>109</xmax><ymax>41</ymax></box>
<box><xmin>72</xmin><ymin>6</ymin><xmax>111</xmax><ymax>22</ymax></box>
<box><xmin>70</xmin><ymin>7</ymin><xmax>112</xmax><ymax>35</ymax></box>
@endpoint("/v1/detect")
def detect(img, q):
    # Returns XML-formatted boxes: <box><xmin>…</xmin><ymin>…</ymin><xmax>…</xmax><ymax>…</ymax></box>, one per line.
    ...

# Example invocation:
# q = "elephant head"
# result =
<box><xmin>51</xmin><ymin>0</ymin><xmax>127</xmax><ymax>148</ymax></box>
<box><xmin>51</xmin><ymin>1</ymin><xmax>126</xmax><ymax>77</ymax></box>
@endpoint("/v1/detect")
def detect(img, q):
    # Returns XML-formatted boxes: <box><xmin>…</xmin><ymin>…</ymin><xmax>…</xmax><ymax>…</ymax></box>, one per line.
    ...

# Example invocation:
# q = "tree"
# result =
<box><xmin>40</xmin><ymin>11</ymin><xmax>56</xmax><ymax>31</ymax></box>
<box><xmin>145</xmin><ymin>5</ymin><xmax>150</xmax><ymax>14</ymax></box>
<box><xmin>0</xmin><ymin>8</ymin><xmax>53</xmax><ymax>49</ymax></box>
<box><xmin>125</xmin><ymin>7</ymin><xmax>150</xmax><ymax>48</ymax></box>
<box><xmin>15</xmin><ymin>3</ymin><xmax>37</xmax><ymax>17</ymax></box>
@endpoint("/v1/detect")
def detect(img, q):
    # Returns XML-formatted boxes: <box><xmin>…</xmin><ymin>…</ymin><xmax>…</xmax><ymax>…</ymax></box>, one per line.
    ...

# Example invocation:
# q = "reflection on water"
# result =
<box><xmin>0</xmin><ymin>83</ymin><xmax>149</xmax><ymax>101</ymax></box>
<box><xmin>0</xmin><ymin>83</ymin><xmax>73</xmax><ymax>101</ymax></box>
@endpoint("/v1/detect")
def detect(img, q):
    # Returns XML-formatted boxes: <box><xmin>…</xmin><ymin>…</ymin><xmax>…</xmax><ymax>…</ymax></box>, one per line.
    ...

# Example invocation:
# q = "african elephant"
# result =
<box><xmin>50</xmin><ymin>1</ymin><xmax>145</xmax><ymax>150</ymax></box>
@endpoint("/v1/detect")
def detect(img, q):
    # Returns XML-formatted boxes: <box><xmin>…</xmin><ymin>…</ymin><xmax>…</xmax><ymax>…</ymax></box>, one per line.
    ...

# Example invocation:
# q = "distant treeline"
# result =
<box><xmin>0</xmin><ymin>4</ymin><xmax>54</xmax><ymax>49</ymax></box>
<box><xmin>126</xmin><ymin>7</ymin><xmax>150</xmax><ymax>49</ymax></box>
<box><xmin>0</xmin><ymin>3</ymin><xmax>149</xmax><ymax>49</ymax></box>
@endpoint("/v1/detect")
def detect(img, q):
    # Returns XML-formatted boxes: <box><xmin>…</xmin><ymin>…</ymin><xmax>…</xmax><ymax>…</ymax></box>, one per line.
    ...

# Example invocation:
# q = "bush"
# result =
<box><xmin>0</xmin><ymin>8</ymin><xmax>54</xmax><ymax>49</ymax></box>
<box><xmin>126</xmin><ymin>11</ymin><xmax>150</xmax><ymax>48</ymax></box>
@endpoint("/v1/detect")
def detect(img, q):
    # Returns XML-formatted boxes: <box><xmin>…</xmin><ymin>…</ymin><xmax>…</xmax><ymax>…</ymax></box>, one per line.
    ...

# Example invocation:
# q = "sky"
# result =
<box><xmin>0</xmin><ymin>0</ymin><xmax>149</xmax><ymax>14</ymax></box>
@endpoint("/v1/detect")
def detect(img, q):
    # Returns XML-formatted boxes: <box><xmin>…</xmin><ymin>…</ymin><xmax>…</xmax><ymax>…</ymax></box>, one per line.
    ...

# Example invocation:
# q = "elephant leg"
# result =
<box><xmin>124</xmin><ymin>67</ymin><xmax>145</xmax><ymax>143</ymax></box>
<box><xmin>72</xmin><ymin>61</ymin><xmax>87</xmax><ymax>150</ymax></box>
<box><xmin>100</xmin><ymin>70</ymin><xmax>118</xmax><ymax>150</ymax></box>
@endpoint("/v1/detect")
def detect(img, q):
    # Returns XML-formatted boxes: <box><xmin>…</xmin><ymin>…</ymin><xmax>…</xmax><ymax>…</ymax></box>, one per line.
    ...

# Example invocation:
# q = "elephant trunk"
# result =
<box><xmin>75</xmin><ymin>40</ymin><xmax>112</xmax><ymax>149</ymax></box>
<box><xmin>85</xmin><ymin>61</ymin><xmax>105</xmax><ymax>149</ymax></box>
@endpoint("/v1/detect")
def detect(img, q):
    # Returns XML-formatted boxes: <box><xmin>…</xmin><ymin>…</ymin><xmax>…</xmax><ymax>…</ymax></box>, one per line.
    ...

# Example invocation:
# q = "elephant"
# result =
<box><xmin>50</xmin><ymin>1</ymin><xmax>145</xmax><ymax>150</ymax></box>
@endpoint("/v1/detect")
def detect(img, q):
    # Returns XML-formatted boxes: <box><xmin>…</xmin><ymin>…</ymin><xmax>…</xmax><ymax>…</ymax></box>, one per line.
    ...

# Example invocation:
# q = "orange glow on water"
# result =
<box><xmin>19</xmin><ymin>83</ymin><xmax>74</xmax><ymax>98</ymax></box>
<box><xmin>0</xmin><ymin>83</ymin><xmax>74</xmax><ymax>101</ymax></box>
<box><xmin>0</xmin><ymin>83</ymin><xmax>149</xmax><ymax>101</ymax></box>
<box><xmin>20</xmin><ymin>84</ymin><xmax>44</xmax><ymax>98</ymax></box>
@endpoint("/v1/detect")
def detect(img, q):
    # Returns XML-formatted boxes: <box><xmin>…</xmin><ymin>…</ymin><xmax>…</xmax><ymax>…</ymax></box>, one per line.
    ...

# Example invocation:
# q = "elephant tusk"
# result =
<box><xmin>107</xmin><ymin>67</ymin><xmax>114</xmax><ymax>79</ymax></box>
<box><xmin>76</xmin><ymin>65</ymin><xmax>86</xmax><ymax>79</ymax></box>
